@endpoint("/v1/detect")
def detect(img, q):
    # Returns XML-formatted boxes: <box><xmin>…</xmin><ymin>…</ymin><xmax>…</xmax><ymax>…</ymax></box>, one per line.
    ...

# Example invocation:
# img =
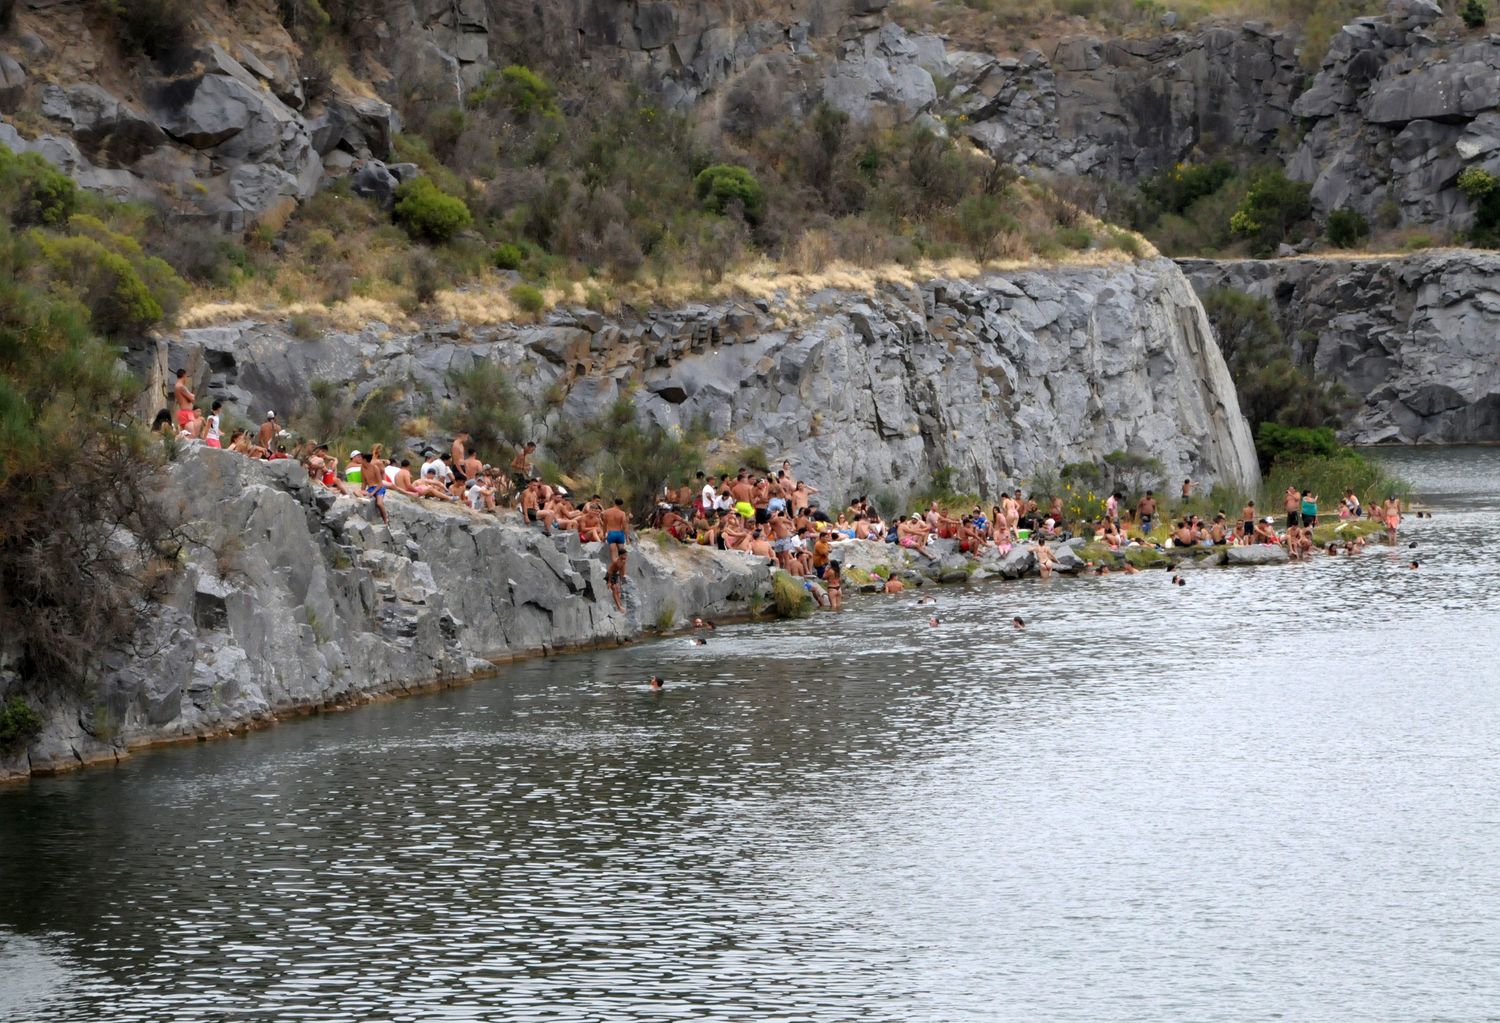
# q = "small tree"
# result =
<box><xmin>1228</xmin><ymin>170</ymin><xmax>1312</xmax><ymax>257</ymax></box>
<box><xmin>1461</xmin><ymin>0</ymin><xmax>1488</xmax><ymax>28</ymax></box>
<box><xmin>392</xmin><ymin>177</ymin><xmax>472</xmax><ymax>243</ymax></box>
<box><xmin>694</xmin><ymin>164</ymin><xmax>765</xmax><ymax>224</ymax></box>
<box><xmin>1458</xmin><ymin>166</ymin><xmax>1500</xmax><ymax>247</ymax></box>
<box><xmin>1325</xmin><ymin>207</ymin><xmax>1369</xmax><ymax>249</ymax></box>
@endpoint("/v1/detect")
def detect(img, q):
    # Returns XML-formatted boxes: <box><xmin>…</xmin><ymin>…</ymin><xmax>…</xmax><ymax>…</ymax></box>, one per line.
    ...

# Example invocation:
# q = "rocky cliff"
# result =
<box><xmin>5</xmin><ymin>0</ymin><xmax>1496</xmax><ymax>233</ymax></box>
<box><xmin>0</xmin><ymin>445</ymin><xmax>772</xmax><ymax>781</ymax></box>
<box><xmin>160</xmin><ymin>258</ymin><xmax>1261</xmax><ymax>502</ymax></box>
<box><xmin>1181</xmin><ymin>250</ymin><xmax>1500</xmax><ymax>444</ymax></box>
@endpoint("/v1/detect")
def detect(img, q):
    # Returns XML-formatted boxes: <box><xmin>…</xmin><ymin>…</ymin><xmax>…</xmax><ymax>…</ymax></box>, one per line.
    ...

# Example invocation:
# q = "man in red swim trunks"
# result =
<box><xmin>173</xmin><ymin>369</ymin><xmax>195</xmax><ymax>429</ymax></box>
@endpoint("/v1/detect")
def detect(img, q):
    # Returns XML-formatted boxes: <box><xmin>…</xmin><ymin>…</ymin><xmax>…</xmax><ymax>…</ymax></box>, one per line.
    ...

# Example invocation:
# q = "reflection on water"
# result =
<box><xmin>2</xmin><ymin>448</ymin><xmax>1499</xmax><ymax>1022</ymax></box>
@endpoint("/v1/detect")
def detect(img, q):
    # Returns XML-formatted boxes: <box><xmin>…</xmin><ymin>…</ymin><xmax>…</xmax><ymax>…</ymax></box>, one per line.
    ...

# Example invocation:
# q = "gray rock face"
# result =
<box><xmin>1288</xmin><ymin>12</ymin><xmax>1500</xmax><ymax>226</ymax></box>
<box><xmin>1223</xmin><ymin>544</ymin><xmax>1289</xmax><ymax>565</ymax></box>
<box><xmin>6</xmin><ymin>446</ymin><xmax>772</xmax><ymax>780</ymax></box>
<box><xmin>157</xmin><ymin>259</ymin><xmax>1260</xmax><ymax>503</ymax></box>
<box><xmin>952</xmin><ymin>25</ymin><xmax>1300</xmax><ymax>181</ymax></box>
<box><xmin>1181</xmin><ymin>252</ymin><xmax>1500</xmax><ymax>444</ymax></box>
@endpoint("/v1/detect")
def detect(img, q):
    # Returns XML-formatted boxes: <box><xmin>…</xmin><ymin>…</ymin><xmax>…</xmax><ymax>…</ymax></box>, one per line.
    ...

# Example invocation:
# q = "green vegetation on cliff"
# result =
<box><xmin>0</xmin><ymin>144</ymin><xmax>185</xmax><ymax>684</ymax></box>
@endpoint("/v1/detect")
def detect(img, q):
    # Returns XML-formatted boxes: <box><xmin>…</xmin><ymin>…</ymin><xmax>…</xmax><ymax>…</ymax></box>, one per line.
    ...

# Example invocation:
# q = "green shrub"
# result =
<box><xmin>1054</xmin><ymin>226</ymin><xmax>1092</xmax><ymax>250</ymax></box>
<box><xmin>0</xmin><ymin>146</ymin><xmax>78</xmax><ymax>228</ymax></box>
<box><xmin>1140</xmin><ymin>160</ymin><xmax>1234</xmax><ymax>216</ymax></box>
<box><xmin>474</xmin><ymin>65</ymin><xmax>561</xmax><ymax>120</ymax></box>
<box><xmin>444</xmin><ymin>362</ymin><xmax>527</xmax><ymax>457</ymax></box>
<box><xmin>1255</xmin><ymin>423</ymin><xmax>1340</xmax><ymax>465</ymax></box>
<box><xmin>770</xmin><ymin>571</ymin><xmax>813</xmax><ymax>619</ymax></box>
<box><xmin>510</xmin><ymin>282</ymin><xmax>545</xmax><ymax>314</ymax></box>
<box><xmin>1462</xmin><ymin>0</ymin><xmax>1488</xmax><ymax>28</ymax></box>
<box><xmin>0</xmin><ymin>696</ymin><xmax>43</xmax><ymax>755</ymax></box>
<box><xmin>35</xmin><ymin>234</ymin><xmax>165</xmax><ymax>337</ymax></box>
<box><xmin>492</xmin><ymin>242</ymin><xmax>525</xmax><ymax>271</ymax></box>
<box><xmin>1458</xmin><ymin>166</ymin><xmax>1500</xmax><ymax>246</ymax></box>
<box><xmin>694</xmin><ymin>164</ymin><xmax>765</xmax><ymax>224</ymax></box>
<box><xmin>392</xmin><ymin>177</ymin><xmax>472</xmax><ymax>243</ymax></box>
<box><xmin>1229</xmin><ymin>170</ymin><xmax>1312</xmax><ymax>256</ymax></box>
<box><xmin>1325</xmin><ymin>207</ymin><xmax>1369</xmax><ymax>248</ymax></box>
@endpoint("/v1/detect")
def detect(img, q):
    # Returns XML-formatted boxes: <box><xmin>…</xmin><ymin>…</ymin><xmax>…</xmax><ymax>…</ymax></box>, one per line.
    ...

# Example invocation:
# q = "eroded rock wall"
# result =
<box><xmin>159</xmin><ymin>259</ymin><xmax>1261</xmax><ymax>501</ymax></box>
<box><xmin>1</xmin><ymin>446</ymin><xmax>771</xmax><ymax>781</ymax></box>
<box><xmin>1180</xmin><ymin>251</ymin><xmax>1500</xmax><ymax>444</ymax></box>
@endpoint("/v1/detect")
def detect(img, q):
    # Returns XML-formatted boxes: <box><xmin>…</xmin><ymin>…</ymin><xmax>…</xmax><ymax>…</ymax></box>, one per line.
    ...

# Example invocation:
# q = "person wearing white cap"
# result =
<box><xmin>345</xmin><ymin>451</ymin><xmax>364</xmax><ymax>486</ymax></box>
<box><xmin>256</xmin><ymin>411</ymin><xmax>277</xmax><ymax>450</ymax></box>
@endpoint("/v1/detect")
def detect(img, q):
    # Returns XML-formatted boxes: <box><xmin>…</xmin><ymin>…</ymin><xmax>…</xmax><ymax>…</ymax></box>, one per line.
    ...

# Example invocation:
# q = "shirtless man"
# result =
<box><xmin>519</xmin><ymin>479</ymin><xmax>548</xmax><ymax>532</ymax></box>
<box><xmin>1284</xmin><ymin>486</ymin><xmax>1301</xmax><ymax>528</ymax></box>
<box><xmin>577</xmin><ymin>503</ymin><xmax>604</xmax><ymax>543</ymax></box>
<box><xmin>897</xmin><ymin>515</ymin><xmax>936</xmax><ymax>560</ymax></box>
<box><xmin>463</xmin><ymin>450</ymin><xmax>483</xmax><ymax>482</ymax></box>
<box><xmin>768</xmin><ymin>509</ymin><xmax>796</xmax><ymax>569</ymax></box>
<box><xmin>1383</xmin><ymin>495</ymin><xmax>1402</xmax><ymax>544</ymax></box>
<box><xmin>392</xmin><ymin>459</ymin><xmax>422</xmax><ymax>497</ymax></box>
<box><xmin>1240</xmin><ymin>500</ymin><xmax>1258</xmax><ymax>541</ymax></box>
<box><xmin>359</xmin><ymin>453</ymin><xmax>389</xmax><ymax>526</ymax></box>
<box><xmin>451</xmin><ymin>433</ymin><xmax>470</xmax><ymax>471</ymax></box>
<box><xmin>256</xmin><ymin>411</ymin><xmax>277</xmax><ymax>452</ymax></box>
<box><xmin>1253</xmin><ymin>517</ymin><xmax>1279</xmax><ymax>544</ymax></box>
<box><xmin>602</xmin><ymin>498</ymin><xmax>631</xmax><ymax>559</ymax></box>
<box><xmin>1137</xmin><ymin>490</ymin><xmax>1158</xmax><ymax>536</ymax></box>
<box><xmin>747</xmin><ymin>529</ymin><xmax>773</xmax><ymax>559</ymax></box>
<box><xmin>173</xmin><ymin>370</ymin><xmax>196</xmax><ymax>429</ymax></box>
<box><xmin>510</xmin><ymin>441</ymin><xmax>537</xmax><ymax>495</ymax></box>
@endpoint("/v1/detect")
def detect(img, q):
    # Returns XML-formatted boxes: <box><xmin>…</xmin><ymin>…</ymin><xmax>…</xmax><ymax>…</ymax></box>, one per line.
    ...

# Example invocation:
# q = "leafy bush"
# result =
<box><xmin>473</xmin><ymin>65</ymin><xmax>560</xmax><ymax>120</ymax></box>
<box><xmin>1255</xmin><ymin>423</ymin><xmax>1340</xmax><ymax>465</ymax></box>
<box><xmin>770</xmin><ymin>571</ymin><xmax>813</xmax><ymax>619</ymax></box>
<box><xmin>1140</xmin><ymin>160</ymin><xmax>1234</xmax><ymax>216</ymax></box>
<box><xmin>694</xmin><ymin>164</ymin><xmax>766</xmax><ymax>224</ymax></box>
<box><xmin>392</xmin><ymin>177</ymin><xmax>472</xmax><ymax>243</ymax></box>
<box><xmin>492</xmin><ymin>242</ymin><xmax>525</xmax><ymax>271</ymax></box>
<box><xmin>34</xmin><ymin>234</ymin><xmax>163</xmax><ymax>337</ymax></box>
<box><xmin>510</xmin><ymin>283</ymin><xmax>545</xmax><ymax>314</ymax></box>
<box><xmin>1229</xmin><ymin>170</ymin><xmax>1312</xmax><ymax>256</ymax></box>
<box><xmin>1054</xmin><ymin>226</ymin><xmax>1092</xmax><ymax>250</ymax></box>
<box><xmin>1458</xmin><ymin>166</ymin><xmax>1500</xmax><ymax>246</ymax></box>
<box><xmin>444</xmin><ymin>362</ymin><xmax>527</xmax><ymax>457</ymax></box>
<box><xmin>0</xmin><ymin>225</ymin><xmax>181</xmax><ymax>684</ymax></box>
<box><xmin>1325</xmin><ymin>207</ymin><xmax>1369</xmax><ymax>248</ymax></box>
<box><xmin>1462</xmin><ymin>0</ymin><xmax>1488</xmax><ymax>28</ymax></box>
<box><xmin>0</xmin><ymin>146</ymin><xmax>78</xmax><ymax>228</ymax></box>
<box><xmin>0</xmin><ymin>696</ymin><xmax>43</xmax><ymax>755</ymax></box>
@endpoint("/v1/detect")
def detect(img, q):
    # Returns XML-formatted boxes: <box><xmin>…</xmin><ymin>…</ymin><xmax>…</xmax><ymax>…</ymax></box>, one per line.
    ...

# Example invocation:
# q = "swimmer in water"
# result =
<box><xmin>916</xmin><ymin>594</ymin><xmax>937</xmax><ymax>606</ymax></box>
<box><xmin>692</xmin><ymin>638</ymin><xmax>707</xmax><ymax>646</ymax></box>
<box><xmin>1409</xmin><ymin>560</ymin><xmax>1419</xmax><ymax>570</ymax></box>
<box><xmin>929</xmin><ymin>616</ymin><xmax>940</xmax><ymax>627</ymax></box>
<box><xmin>648</xmin><ymin>675</ymin><xmax>666</xmax><ymax>689</ymax></box>
<box><xmin>1012</xmin><ymin>616</ymin><xmax>1025</xmax><ymax>630</ymax></box>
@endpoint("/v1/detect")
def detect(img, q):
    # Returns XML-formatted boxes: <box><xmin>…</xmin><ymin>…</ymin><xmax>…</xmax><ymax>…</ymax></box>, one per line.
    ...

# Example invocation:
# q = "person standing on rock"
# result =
<box><xmin>1300</xmin><ymin>490</ymin><xmax>1319</xmax><ymax>529</ymax></box>
<box><xmin>1181</xmin><ymin>478</ymin><xmax>1195</xmax><ymax>505</ymax></box>
<box><xmin>824</xmin><ymin>561</ymin><xmax>842</xmax><ymax>611</ymax></box>
<box><xmin>256</xmin><ymin>411</ymin><xmax>278</xmax><ymax>453</ymax></box>
<box><xmin>1137</xmin><ymin>490</ymin><xmax>1158</xmax><ymax>536</ymax></box>
<box><xmin>1240</xmin><ymin>499</ymin><xmax>1258</xmax><ymax>541</ymax></box>
<box><xmin>173</xmin><ymin>369</ymin><xmax>196</xmax><ymax>430</ymax></box>
<box><xmin>451</xmin><ymin>432</ymin><xmax>470</xmax><ymax>472</ymax></box>
<box><xmin>510</xmin><ymin>440</ymin><xmax>537</xmax><ymax>495</ymax></box>
<box><xmin>1284</xmin><ymin>486</ymin><xmax>1301</xmax><ymax>529</ymax></box>
<box><xmin>603</xmin><ymin>498</ymin><xmax>631</xmax><ymax>559</ymax></box>
<box><xmin>204</xmin><ymin>401</ymin><xmax>223</xmax><ymax>449</ymax></box>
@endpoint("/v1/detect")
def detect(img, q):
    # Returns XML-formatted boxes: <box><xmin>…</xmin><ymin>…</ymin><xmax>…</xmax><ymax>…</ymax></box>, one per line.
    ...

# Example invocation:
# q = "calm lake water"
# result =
<box><xmin>2</xmin><ymin>447</ymin><xmax>1498</xmax><ymax>1022</ymax></box>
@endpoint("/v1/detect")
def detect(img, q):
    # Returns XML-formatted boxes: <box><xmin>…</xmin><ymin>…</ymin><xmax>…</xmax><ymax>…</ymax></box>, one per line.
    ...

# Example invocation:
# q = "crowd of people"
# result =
<box><xmin>160</xmin><ymin>372</ymin><xmax>1406</xmax><ymax>612</ymax></box>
